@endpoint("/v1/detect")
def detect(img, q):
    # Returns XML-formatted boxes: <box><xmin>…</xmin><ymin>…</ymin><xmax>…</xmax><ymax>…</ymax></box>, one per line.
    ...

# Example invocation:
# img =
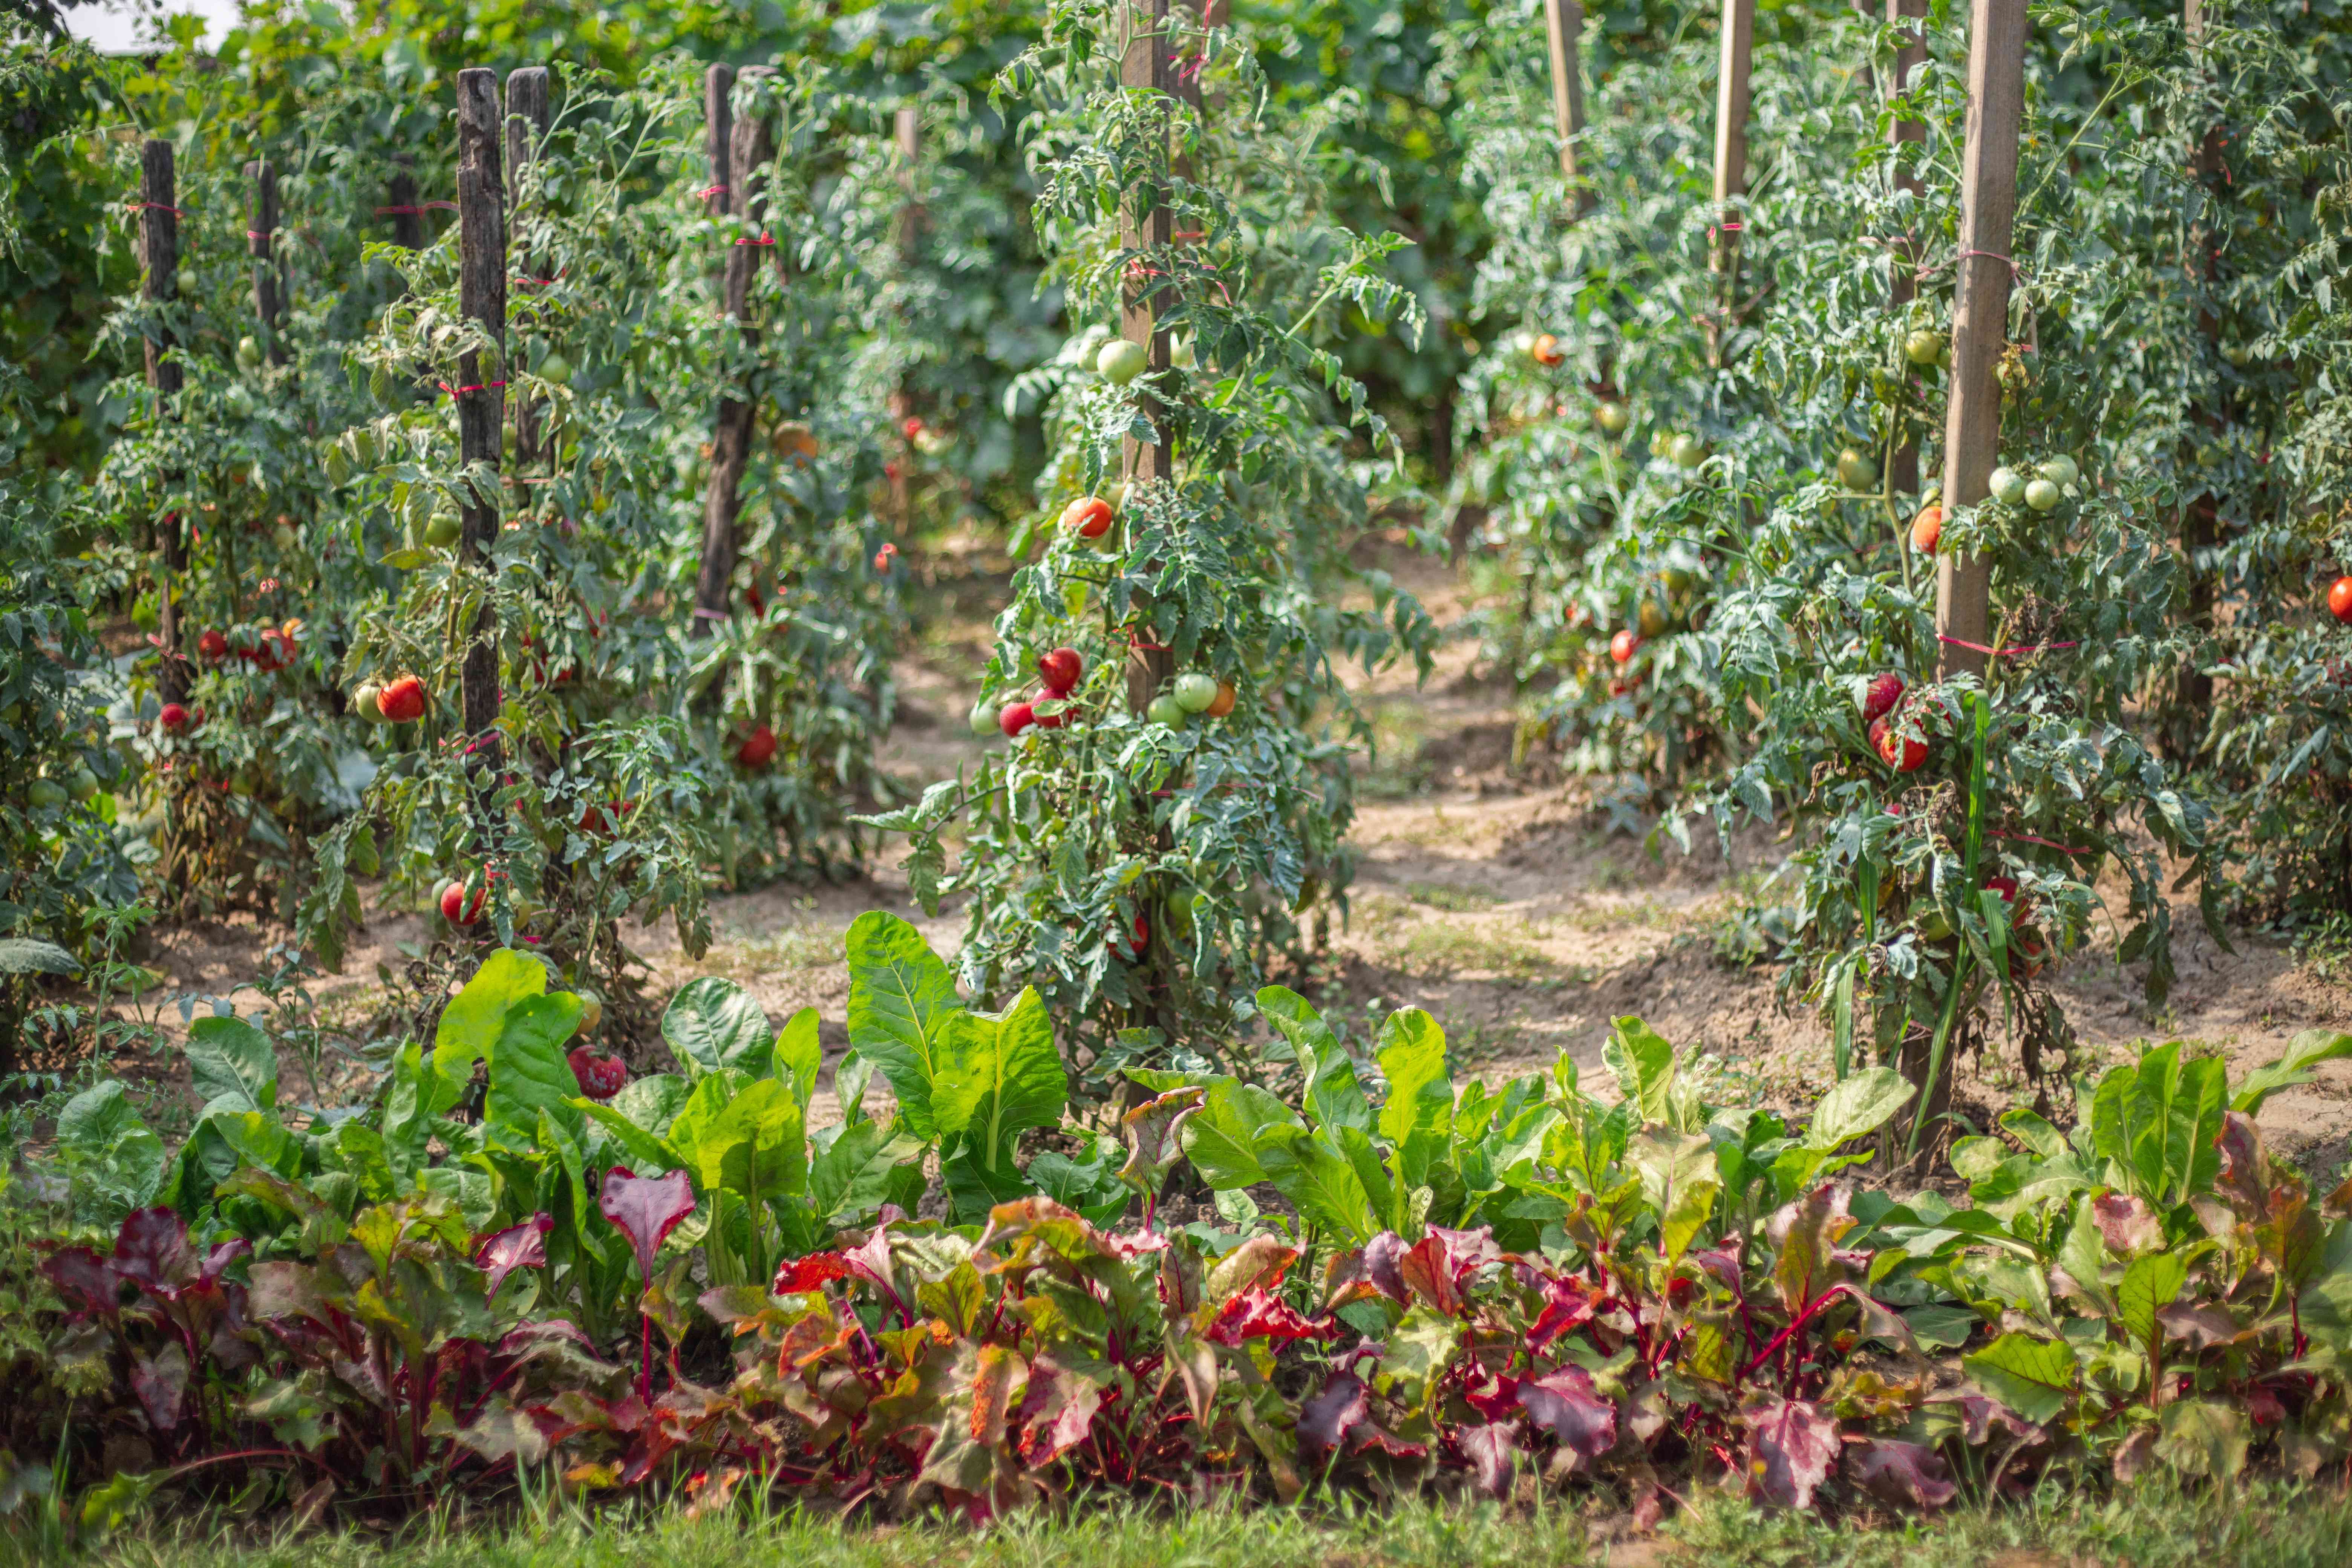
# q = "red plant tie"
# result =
<box><xmin>436</xmin><ymin>380</ymin><xmax>510</xmax><ymax>398</ymax></box>
<box><xmin>128</xmin><ymin>201</ymin><xmax>186</xmax><ymax>216</ymax></box>
<box><xmin>1992</xmin><ymin>829</ymin><xmax>2092</xmax><ymax>856</ymax></box>
<box><xmin>1935</xmin><ymin>635</ymin><xmax>2079</xmax><ymax>659</ymax></box>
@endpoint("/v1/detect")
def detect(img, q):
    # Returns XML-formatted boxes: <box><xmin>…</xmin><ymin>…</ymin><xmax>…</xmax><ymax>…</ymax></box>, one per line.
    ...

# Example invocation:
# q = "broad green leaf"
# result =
<box><xmin>2093</xmin><ymin>1043</ymin><xmax>2226</xmax><ymax>1206</ymax></box>
<box><xmin>1376</xmin><ymin>1007</ymin><xmax>1453</xmax><ymax>1188</ymax></box>
<box><xmin>1962</xmin><ymin>1332</ymin><xmax>2076</xmax><ymax>1426</ymax></box>
<box><xmin>680</xmin><ymin>1078</ymin><xmax>805</xmax><ymax>1202</ymax></box>
<box><xmin>1800</xmin><ymin>1067</ymin><xmax>1913</xmax><ymax>1151</ymax></box>
<box><xmin>0</xmin><ymin>937</ymin><xmax>78</xmax><ymax>975</ymax></box>
<box><xmin>1997</xmin><ymin>1107</ymin><xmax>2068</xmax><ymax>1159</ymax></box>
<box><xmin>1256</xmin><ymin>986</ymin><xmax>1370</xmax><ymax>1133</ymax></box>
<box><xmin>485</xmin><ymin>992</ymin><xmax>584</xmax><ymax>1133</ymax></box>
<box><xmin>2155</xmin><ymin>1396</ymin><xmax>2249</xmax><ymax>1479</ymax></box>
<box><xmin>2117</xmin><ymin>1251</ymin><xmax>2188</xmax><ymax>1347</ymax></box>
<box><xmin>661</xmin><ymin>976</ymin><xmax>774</xmax><ymax>1080</ymax></box>
<box><xmin>1180</xmin><ymin>1076</ymin><xmax>1303</xmax><ymax>1189</ymax></box>
<box><xmin>1902</xmin><ymin>1303</ymin><xmax>1980</xmax><ymax>1350</ymax></box>
<box><xmin>185</xmin><ymin>1016</ymin><xmax>277</xmax><ymax>1114</ymax></box>
<box><xmin>845</xmin><ymin>911</ymin><xmax>964</xmax><ymax>1139</ymax></box>
<box><xmin>1336</xmin><ymin>1125</ymin><xmax>1400</xmax><ymax>1234</ymax></box>
<box><xmin>775</xmin><ymin>1006</ymin><xmax>822</xmax><ymax>1110</ymax></box>
<box><xmin>933</xmin><ymin>987</ymin><xmax>1066</xmax><ymax>1171</ymax></box>
<box><xmin>1603</xmin><ymin>1016</ymin><xmax>1677</xmax><ymax>1125</ymax></box>
<box><xmin>575</xmin><ymin>1099</ymin><xmax>683</xmax><ymax>1173</ymax></box>
<box><xmin>2232</xmin><ymin>1030</ymin><xmax>2352</xmax><ymax>1115</ymax></box>
<box><xmin>1256</xmin><ymin>1125</ymin><xmax>1377</xmax><ymax>1245</ymax></box>
<box><xmin>608</xmin><ymin>1073</ymin><xmax>692</xmax><ymax>1139</ymax></box>
<box><xmin>56</xmin><ymin>1079</ymin><xmax>150</xmax><ymax>1156</ymax></box>
<box><xmin>810</xmin><ymin>1119</ymin><xmax>928</xmax><ymax>1225</ymax></box>
<box><xmin>1373</xmin><ymin>1303</ymin><xmax>1462</xmax><ymax>1410</ymax></box>
<box><xmin>434</xmin><ymin>948</ymin><xmax>550</xmax><ymax>1088</ymax></box>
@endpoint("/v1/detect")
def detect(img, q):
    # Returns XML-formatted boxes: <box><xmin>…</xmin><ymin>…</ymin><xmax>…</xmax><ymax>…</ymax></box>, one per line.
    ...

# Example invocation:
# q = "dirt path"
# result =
<box><xmin>109</xmin><ymin>548</ymin><xmax>2352</xmax><ymax>1173</ymax></box>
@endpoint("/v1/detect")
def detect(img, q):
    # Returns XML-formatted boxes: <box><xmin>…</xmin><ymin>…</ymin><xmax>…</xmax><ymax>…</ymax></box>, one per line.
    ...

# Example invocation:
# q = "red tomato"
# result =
<box><xmin>2331</xmin><ymin>574</ymin><xmax>2352</xmax><ymax>625</ymax></box>
<box><xmin>1610</xmin><ymin>629</ymin><xmax>1638</xmax><ymax>665</ymax></box>
<box><xmin>1037</xmin><ymin>646</ymin><xmax>1083</xmax><ymax>696</ymax></box>
<box><xmin>1059</xmin><ymin>496</ymin><xmax>1114</xmax><ymax>539</ymax></box>
<box><xmin>159</xmin><ymin>702</ymin><xmax>190</xmax><ymax>732</ymax></box>
<box><xmin>198</xmin><ymin>629</ymin><xmax>228</xmax><ymax>663</ymax></box>
<box><xmin>735</xmin><ymin>725</ymin><xmax>778</xmax><ymax>767</ymax></box>
<box><xmin>1862</xmin><ymin>672</ymin><xmax>1906</xmax><ymax>723</ymax></box>
<box><xmin>1109</xmin><ymin>913</ymin><xmax>1149</xmax><ymax>956</ymax></box>
<box><xmin>439</xmin><ymin>878</ymin><xmax>485</xmax><ymax>925</ymax></box>
<box><xmin>257</xmin><ymin>629</ymin><xmax>293</xmax><ymax>671</ymax></box>
<box><xmin>873</xmin><ymin>542</ymin><xmax>898</xmax><ymax>573</ymax></box>
<box><xmin>998</xmin><ymin>700</ymin><xmax>1036</xmax><ymax>737</ymax></box>
<box><xmin>1910</xmin><ymin>507</ymin><xmax>1943</xmax><ymax>554</ymax></box>
<box><xmin>1871</xmin><ymin>717</ymin><xmax>1928</xmax><ymax>772</ymax></box>
<box><xmin>902</xmin><ymin>416</ymin><xmax>924</xmax><ymax>440</ymax></box>
<box><xmin>568</xmin><ymin>1046</ymin><xmax>627</xmax><ymax>1101</ymax></box>
<box><xmin>1982</xmin><ymin>874</ymin><xmax>2024</xmax><ymax>925</ymax></box>
<box><xmin>378</xmin><ymin>675</ymin><xmax>427</xmax><ymax>723</ymax></box>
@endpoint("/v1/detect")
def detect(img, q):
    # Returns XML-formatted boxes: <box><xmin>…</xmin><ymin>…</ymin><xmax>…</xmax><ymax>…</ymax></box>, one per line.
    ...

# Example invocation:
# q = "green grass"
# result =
<box><xmin>35</xmin><ymin>1479</ymin><xmax>2352</xmax><ymax>1568</ymax></box>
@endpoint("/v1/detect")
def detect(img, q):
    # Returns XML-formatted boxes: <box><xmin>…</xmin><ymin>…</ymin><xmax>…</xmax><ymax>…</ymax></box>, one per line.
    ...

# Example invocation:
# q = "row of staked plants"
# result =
<box><xmin>3</xmin><ymin>910</ymin><xmax>2350</xmax><ymax>1533</ymax></box>
<box><xmin>1446</xmin><ymin>0</ymin><xmax>2352</xmax><ymax>1122</ymax></box>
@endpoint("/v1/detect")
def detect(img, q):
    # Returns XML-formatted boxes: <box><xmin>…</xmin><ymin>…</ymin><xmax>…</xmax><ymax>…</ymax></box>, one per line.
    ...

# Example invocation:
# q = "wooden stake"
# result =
<box><xmin>454</xmin><ymin>68</ymin><xmax>507</xmax><ymax>764</ymax></box>
<box><xmin>1885</xmin><ymin>0</ymin><xmax>1928</xmax><ymax>495</ymax></box>
<box><xmin>692</xmin><ymin>69</ymin><xmax>775</xmax><ymax>632</ymax></box>
<box><xmin>386</xmin><ymin>156</ymin><xmax>426</xmax><ymax>251</ymax></box>
<box><xmin>1120</xmin><ymin>0</ymin><xmax>1176</xmax><ymax>718</ymax></box>
<box><xmin>2176</xmin><ymin>0</ymin><xmax>2224</xmax><ymax>742</ymax></box>
<box><xmin>1706</xmin><ymin>0</ymin><xmax>1756</xmax><ymax>368</ymax></box>
<box><xmin>1541</xmin><ymin>0</ymin><xmax>1592</xmax><ymax>212</ymax></box>
<box><xmin>140</xmin><ymin>139</ymin><xmax>189</xmax><ymax>709</ymax></box>
<box><xmin>505</xmin><ymin>67</ymin><xmax>552</xmax><ymax>470</ymax></box>
<box><xmin>888</xmin><ymin>104</ymin><xmax>920</xmax><ymax>527</ymax></box>
<box><xmin>243</xmin><ymin>159</ymin><xmax>285</xmax><ymax>366</ymax></box>
<box><xmin>1934</xmin><ymin>0</ymin><xmax>2027</xmax><ymax>682</ymax></box>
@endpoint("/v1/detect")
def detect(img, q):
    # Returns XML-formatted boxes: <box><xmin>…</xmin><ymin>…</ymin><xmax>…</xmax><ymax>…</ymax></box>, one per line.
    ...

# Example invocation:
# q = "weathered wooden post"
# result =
<box><xmin>1121</xmin><ymin>0</ymin><xmax>1177</xmax><ymax>718</ymax></box>
<box><xmin>244</xmin><ymin>159</ymin><xmax>285</xmax><ymax>365</ymax></box>
<box><xmin>1934</xmin><ymin>0</ymin><xmax>2028</xmax><ymax>683</ymax></box>
<box><xmin>2175</xmin><ymin>0</ymin><xmax>2226</xmax><ymax>743</ymax></box>
<box><xmin>1705</xmin><ymin>0</ymin><xmax>1756</xmax><ymax>368</ymax></box>
<box><xmin>139</xmin><ymin>139</ymin><xmax>189</xmax><ymax>710</ymax></box>
<box><xmin>454</xmin><ymin>69</ymin><xmax>507</xmax><ymax>772</ymax></box>
<box><xmin>1541</xmin><ymin>0</ymin><xmax>1592</xmax><ymax>213</ymax></box>
<box><xmin>385</xmin><ymin>156</ymin><xmax>427</xmax><ymax>251</ymax></box>
<box><xmin>692</xmin><ymin>68</ymin><xmax>776</xmax><ymax>632</ymax></box>
<box><xmin>505</xmin><ymin>68</ymin><xmax>551</xmax><ymax>470</ymax></box>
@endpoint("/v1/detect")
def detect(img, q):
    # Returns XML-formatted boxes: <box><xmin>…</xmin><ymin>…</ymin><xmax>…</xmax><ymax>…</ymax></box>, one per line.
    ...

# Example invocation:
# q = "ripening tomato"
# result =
<box><xmin>1038</xmin><ymin>647</ymin><xmax>1083</xmax><ymax>695</ymax></box>
<box><xmin>1060</xmin><ymin>496</ymin><xmax>1115</xmax><ymax>539</ymax></box>
<box><xmin>440</xmin><ymin>878</ymin><xmax>485</xmax><ymax>925</ymax></box>
<box><xmin>1109</xmin><ymin>912</ymin><xmax>1149</xmax><ymax>956</ymax></box>
<box><xmin>2329</xmin><ymin>574</ymin><xmax>2352</xmax><ymax>625</ymax></box>
<box><xmin>1609</xmin><ymin>629</ymin><xmax>1638</xmax><ymax>665</ymax></box>
<box><xmin>377</xmin><ymin>675</ymin><xmax>427</xmax><ymax>723</ymax></box>
<box><xmin>1910</xmin><ymin>507</ymin><xmax>1943</xmax><ymax>554</ymax></box>
<box><xmin>999</xmin><ymin>700</ymin><xmax>1036</xmax><ymax>738</ymax></box>
<box><xmin>873</xmin><ymin>542</ymin><xmax>898</xmax><ymax>572</ymax></box>
<box><xmin>1205</xmin><ymin>680</ymin><xmax>1237</xmax><ymax>719</ymax></box>
<box><xmin>199</xmin><ymin>629</ymin><xmax>228</xmax><ymax>662</ymax></box>
<box><xmin>1530</xmin><ymin>334</ymin><xmax>1565</xmax><ymax>367</ymax></box>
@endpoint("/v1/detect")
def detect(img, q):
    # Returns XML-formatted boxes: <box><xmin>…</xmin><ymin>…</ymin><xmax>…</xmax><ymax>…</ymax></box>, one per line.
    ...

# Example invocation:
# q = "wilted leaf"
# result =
<box><xmin>1457</xmin><ymin>1420</ymin><xmax>1517</xmax><ymax>1498</ymax></box>
<box><xmin>1742</xmin><ymin>1396</ymin><xmax>1838</xmax><ymax>1508</ymax></box>
<box><xmin>1844</xmin><ymin>1435</ymin><xmax>1957</xmax><ymax>1509</ymax></box>
<box><xmin>1520</xmin><ymin>1364</ymin><xmax>1616</xmax><ymax>1461</ymax></box>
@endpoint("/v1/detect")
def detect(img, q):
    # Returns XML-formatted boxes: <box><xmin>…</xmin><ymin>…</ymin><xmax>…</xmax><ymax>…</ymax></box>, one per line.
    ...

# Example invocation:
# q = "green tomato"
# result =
<box><xmin>1593</xmin><ymin>401</ymin><xmax>1629</xmax><ymax>436</ymax></box>
<box><xmin>236</xmin><ymin>336</ymin><xmax>263</xmax><ymax>371</ymax></box>
<box><xmin>538</xmin><ymin>352</ymin><xmax>574</xmax><ymax>386</ymax></box>
<box><xmin>2038</xmin><ymin>454</ymin><xmax>2079</xmax><ymax>486</ymax></box>
<box><xmin>1637</xmin><ymin>600</ymin><xmax>1667</xmax><ymax>639</ymax></box>
<box><xmin>1988</xmin><ymin>466</ymin><xmax>2027</xmax><ymax>505</ymax></box>
<box><xmin>67</xmin><ymin>767</ymin><xmax>99</xmax><ymax>803</ymax></box>
<box><xmin>1661</xmin><ymin>566</ymin><xmax>1694</xmax><ymax>595</ymax></box>
<box><xmin>423</xmin><ymin>512</ymin><xmax>462</xmax><ymax>548</ymax></box>
<box><xmin>1173</xmin><ymin>672</ymin><xmax>1219</xmax><ymax>713</ymax></box>
<box><xmin>27</xmin><ymin>779</ymin><xmax>66</xmax><ymax>811</ymax></box>
<box><xmin>1669</xmin><ymin>434</ymin><xmax>1706</xmax><ymax>469</ymax></box>
<box><xmin>1835</xmin><ymin>448</ymin><xmax>1876</xmax><ymax>490</ymax></box>
<box><xmin>1903</xmin><ymin>328</ymin><xmax>1945</xmax><ymax>367</ymax></box>
<box><xmin>1096</xmin><ymin>340</ymin><xmax>1149</xmax><ymax>385</ymax></box>
<box><xmin>273</xmin><ymin>524</ymin><xmax>297</xmax><ymax>551</ymax></box>
<box><xmin>969</xmin><ymin>701</ymin><xmax>998</xmax><ymax>736</ymax></box>
<box><xmin>1146</xmin><ymin>694</ymin><xmax>1188</xmax><ymax>727</ymax></box>
<box><xmin>2023</xmin><ymin>478</ymin><xmax>2063</xmax><ymax>513</ymax></box>
<box><xmin>175</xmin><ymin>268</ymin><xmax>196</xmax><ymax>296</ymax></box>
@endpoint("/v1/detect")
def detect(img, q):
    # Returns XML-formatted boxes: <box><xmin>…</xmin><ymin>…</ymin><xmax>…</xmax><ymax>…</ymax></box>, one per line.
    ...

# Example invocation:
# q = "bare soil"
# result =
<box><xmin>81</xmin><ymin>547</ymin><xmax>2352</xmax><ymax>1176</ymax></box>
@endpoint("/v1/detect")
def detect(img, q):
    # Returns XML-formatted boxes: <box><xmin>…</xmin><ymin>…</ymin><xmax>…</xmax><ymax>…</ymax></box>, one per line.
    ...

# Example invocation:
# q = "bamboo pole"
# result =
<box><xmin>453</xmin><ymin>69</ymin><xmax>507</xmax><ymax>771</ymax></box>
<box><xmin>1885</xmin><ymin>0</ymin><xmax>1928</xmax><ymax>495</ymax></box>
<box><xmin>1541</xmin><ymin>0</ymin><xmax>1592</xmax><ymax>212</ymax></box>
<box><xmin>1705</xmin><ymin>0</ymin><xmax>1756</xmax><ymax>368</ymax></box>
<box><xmin>1934</xmin><ymin>0</ymin><xmax>2028</xmax><ymax>683</ymax></box>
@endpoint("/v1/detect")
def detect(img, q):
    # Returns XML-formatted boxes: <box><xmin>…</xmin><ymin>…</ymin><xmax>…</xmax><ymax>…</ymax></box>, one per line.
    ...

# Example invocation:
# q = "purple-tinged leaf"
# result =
<box><xmin>1766</xmin><ymin>1185</ymin><xmax>1855</xmax><ymax>1318</ymax></box>
<box><xmin>1352</xmin><ymin>1423</ymin><xmax>1427</xmax><ymax>1458</ymax></box>
<box><xmin>1207</xmin><ymin>1287</ymin><xmax>1330</xmax><ymax>1347</ymax></box>
<box><xmin>2092</xmin><ymin>1192</ymin><xmax>2163</xmax><ymax>1256</ymax></box>
<box><xmin>1117</xmin><ymin>1085</ymin><xmax>1204</xmax><ymax>1199</ymax></box>
<box><xmin>2214</xmin><ymin>1112</ymin><xmax>2267</xmax><ymax>1213</ymax></box>
<box><xmin>496</xmin><ymin>1318</ymin><xmax>598</xmax><ymax>1357</ymax></box>
<box><xmin>1298</xmin><ymin>1371</ymin><xmax>1370</xmax><ymax>1452</ymax></box>
<box><xmin>1363</xmin><ymin>1231</ymin><xmax>1409</xmax><ymax>1301</ymax></box>
<box><xmin>1526</xmin><ymin>1273</ymin><xmax>1603</xmax><ymax>1351</ymax></box>
<box><xmin>2158</xmin><ymin>1300</ymin><xmax>2243</xmax><ymax>1351</ymax></box>
<box><xmin>131</xmin><ymin>1343</ymin><xmax>190</xmax><ymax>1432</ymax></box>
<box><xmin>1519</xmin><ymin>1365</ymin><xmax>1617</xmax><ymax>1460</ymax></box>
<box><xmin>1457</xmin><ymin>1420</ymin><xmax>1518</xmax><ymax>1498</ymax></box>
<box><xmin>1844</xmin><ymin>1435</ymin><xmax>1957</xmax><ymax>1509</ymax></box>
<box><xmin>112</xmin><ymin>1207</ymin><xmax>194</xmax><ymax>1298</ymax></box>
<box><xmin>40</xmin><ymin>1246</ymin><xmax>120</xmax><ymax>1315</ymax></box>
<box><xmin>1464</xmin><ymin>1368</ymin><xmax>1521</xmax><ymax>1422</ymax></box>
<box><xmin>1015</xmin><ymin>1354</ymin><xmax>1104</xmax><ymax>1464</ymax></box>
<box><xmin>473</xmin><ymin>1214</ymin><xmax>552</xmax><ymax>1298</ymax></box>
<box><xmin>598</xmin><ymin>1167</ymin><xmax>696</xmax><ymax>1284</ymax></box>
<box><xmin>1742</xmin><ymin>1397</ymin><xmax>1840</xmax><ymax>1508</ymax></box>
<box><xmin>772</xmin><ymin>1251</ymin><xmax>853</xmax><ymax>1294</ymax></box>
<box><xmin>198</xmin><ymin>1237</ymin><xmax>251</xmax><ymax>1285</ymax></box>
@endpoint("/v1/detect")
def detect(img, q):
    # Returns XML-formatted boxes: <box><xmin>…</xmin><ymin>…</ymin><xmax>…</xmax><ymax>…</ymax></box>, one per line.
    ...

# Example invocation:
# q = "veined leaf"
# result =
<box><xmin>1962</xmin><ymin>1331</ymin><xmax>2075</xmax><ymax>1426</ymax></box>
<box><xmin>934</xmin><ymin>986</ymin><xmax>1066</xmax><ymax>1171</ymax></box>
<box><xmin>1257</xmin><ymin>1125</ymin><xmax>1377</xmax><ymax>1245</ymax></box>
<box><xmin>2117</xmin><ymin>1250</ymin><xmax>2188</xmax><ymax>1347</ymax></box>
<box><xmin>1800</xmin><ymin>1067</ymin><xmax>1913</xmax><ymax>1151</ymax></box>
<box><xmin>1376</xmin><ymin>1007</ymin><xmax>1453</xmax><ymax>1188</ymax></box>
<box><xmin>434</xmin><ymin>948</ymin><xmax>548</xmax><ymax>1088</ymax></box>
<box><xmin>775</xmin><ymin>1006</ymin><xmax>822</xmax><ymax>1110</ymax></box>
<box><xmin>681</xmin><ymin>1077</ymin><xmax>805</xmax><ymax>1202</ymax></box>
<box><xmin>662</xmin><ymin>975</ymin><xmax>774</xmax><ymax>1080</ymax></box>
<box><xmin>185</xmin><ymin>1016</ymin><xmax>277</xmax><ymax>1114</ymax></box>
<box><xmin>2233</xmin><ymin>1030</ymin><xmax>2352</xmax><ymax>1115</ymax></box>
<box><xmin>845</xmin><ymin>911</ymin><xmax>964</xmax><ymax>1139</ymax></box>
<box><xmin>1181</xmin><ymin>1076</ymin><xmax>1303</xmax><ymax>1189</ymax></box>
<box><xmin>485</xmin><ymin>992</ymin><xmax>584</xmax><ymax>1133</ymax></box>
<box><xmin>1257</xmin><ymin>986</ymin><xmax>1370</xmax><ymax>1133</ymax></box>
<box><xmin>1603</xmin><ymin>1016</ymin><xmax>1677</xmax><ymax>1126</ymax></box>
